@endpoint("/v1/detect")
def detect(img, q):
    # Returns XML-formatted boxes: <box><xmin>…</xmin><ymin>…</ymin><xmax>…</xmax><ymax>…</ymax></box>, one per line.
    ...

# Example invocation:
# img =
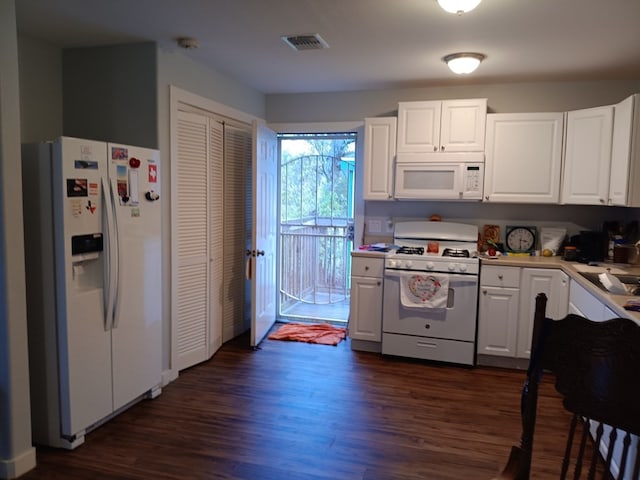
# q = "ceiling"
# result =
<box><xmin>15</xmin><ymin>0</ymin><xmax>640</xmax><ymax>95</ymax></box>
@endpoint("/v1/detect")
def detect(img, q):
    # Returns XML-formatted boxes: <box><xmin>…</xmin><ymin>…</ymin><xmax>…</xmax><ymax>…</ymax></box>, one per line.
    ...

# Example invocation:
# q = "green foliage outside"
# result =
<box><xmin>281</xmin><ymin>137</ymin><xmax>355</xmax><ymax>224</ymax></box>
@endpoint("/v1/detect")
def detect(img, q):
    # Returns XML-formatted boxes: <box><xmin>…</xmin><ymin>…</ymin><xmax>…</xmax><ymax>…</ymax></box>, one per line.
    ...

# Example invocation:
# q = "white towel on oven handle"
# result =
<box><xmin>398</xmin><ymin>272</ymin><xmax>450</xmax><ymax>309</ymax></box>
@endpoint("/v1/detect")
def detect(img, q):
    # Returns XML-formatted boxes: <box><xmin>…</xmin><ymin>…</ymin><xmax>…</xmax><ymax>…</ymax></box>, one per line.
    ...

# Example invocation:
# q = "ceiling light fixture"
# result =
<box><xmin>443</xmin><ymin>52</ymin><xmax>485</xmax><ymax>74</ymax></box>
<box><xmin>437</xmin><ymin>0</ymin><xmax>482</xmax><ymax>14</ymax></box>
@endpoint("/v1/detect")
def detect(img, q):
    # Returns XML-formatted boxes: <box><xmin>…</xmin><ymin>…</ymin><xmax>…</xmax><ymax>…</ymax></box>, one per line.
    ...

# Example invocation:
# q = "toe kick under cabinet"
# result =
<box><xmin>477</xmin><ymin>265</ymin><xmax>568</xmax><ymax>366</ymax></box>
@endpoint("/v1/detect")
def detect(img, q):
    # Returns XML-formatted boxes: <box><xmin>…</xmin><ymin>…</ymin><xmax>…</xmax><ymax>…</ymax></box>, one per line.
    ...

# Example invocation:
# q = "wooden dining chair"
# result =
<box><xmin>493</xmin><ymin>293</ymin><xmax>640</xmax><ymax>480</ymax></box>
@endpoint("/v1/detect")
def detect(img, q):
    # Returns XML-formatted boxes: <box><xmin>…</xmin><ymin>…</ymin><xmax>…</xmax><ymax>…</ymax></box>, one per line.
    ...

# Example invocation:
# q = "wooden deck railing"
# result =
<box><xmin>279</xmin><ymin>223</ymin><xmax>351</xmax><ymax>312</ymax></box>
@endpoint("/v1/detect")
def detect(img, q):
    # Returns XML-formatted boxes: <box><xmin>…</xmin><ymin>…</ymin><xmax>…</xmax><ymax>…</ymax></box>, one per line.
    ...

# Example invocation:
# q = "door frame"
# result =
<box><xmin>270</xmin><ymin>121</ymin><xmax>365</xmax><ymax>321</ymax></box>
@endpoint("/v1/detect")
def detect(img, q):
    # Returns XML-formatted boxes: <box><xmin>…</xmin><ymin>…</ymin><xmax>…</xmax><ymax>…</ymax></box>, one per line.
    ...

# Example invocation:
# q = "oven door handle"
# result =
<box><xmin>384</xmin><ymin>269</ymin><xmax>413</xmax><ymax>278</ymax></box>
<box><xmin>385</xmin><ymin>269</ymin><xmax>477</xmax><ymax>282</ymax></box>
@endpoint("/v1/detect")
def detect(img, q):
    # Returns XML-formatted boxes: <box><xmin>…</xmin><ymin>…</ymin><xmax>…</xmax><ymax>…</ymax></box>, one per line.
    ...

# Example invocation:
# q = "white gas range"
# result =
<box><xmin>382</xmin><ymin>221</ymin><xmax>480</xmax><ymax>366</ymax></box>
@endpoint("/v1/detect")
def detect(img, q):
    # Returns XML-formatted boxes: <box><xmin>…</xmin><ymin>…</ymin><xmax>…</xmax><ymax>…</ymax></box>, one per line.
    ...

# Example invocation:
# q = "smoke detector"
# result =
<box><xmin>281</xmin><ymin>33</ymin><xmax>329</xmax><ymax>51</ymax></box>
<box><xmin>177</xmin><ymin>37</ymin><xmax>199</xmax><ymax>49</ymax></box>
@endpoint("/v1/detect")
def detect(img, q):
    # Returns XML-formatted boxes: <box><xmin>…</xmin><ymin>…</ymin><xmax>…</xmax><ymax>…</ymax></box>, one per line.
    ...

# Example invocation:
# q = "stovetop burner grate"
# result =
<box><xmin>442</xmin><ymin>248</ymin><xmax>470</xmax><ymax>258</ymax></box>
<box><xmin>395</xmin><ymin>246</ymin><xmax>424</xmax><ymax>255</ymax></box>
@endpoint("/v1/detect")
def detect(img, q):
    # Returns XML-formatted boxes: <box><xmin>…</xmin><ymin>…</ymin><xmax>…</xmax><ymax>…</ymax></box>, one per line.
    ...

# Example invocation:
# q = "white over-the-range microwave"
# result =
<box><xmin>394</xmin><ymin>152</ymin><xmax>484</xmax><ymax>200</ymax></box>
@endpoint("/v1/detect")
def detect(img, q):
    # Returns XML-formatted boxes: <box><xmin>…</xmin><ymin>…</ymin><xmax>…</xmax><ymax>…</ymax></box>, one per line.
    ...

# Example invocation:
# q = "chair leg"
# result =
<box><xmin>494</xmin><ymin>446</ymin><xmax>530</xmax><ymax>480</ymax></box>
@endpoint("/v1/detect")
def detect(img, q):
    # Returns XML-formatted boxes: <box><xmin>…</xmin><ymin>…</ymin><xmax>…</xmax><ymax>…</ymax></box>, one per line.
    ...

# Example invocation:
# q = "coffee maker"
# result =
<box><xmin>577</xmin><ymin>231</ymin><xmax>607</xmax><ymax>263</ymax></box>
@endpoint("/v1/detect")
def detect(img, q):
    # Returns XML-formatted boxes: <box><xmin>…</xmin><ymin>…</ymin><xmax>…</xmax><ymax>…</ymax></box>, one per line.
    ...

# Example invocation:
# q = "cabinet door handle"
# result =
<box><xmin>433</xmin><ymin>146</ymin><xmax>437</xmax><ymax>152</ymax></box>
<box><xmin>364</xmin><ymin>266</ymin><xmax>369</xmax><ymax>271</ymax></box>
<box><xmin>377</xmin><ymin>281</ymin><xmax>381</xmax><ymax>286</ymax></box>
<box><xmin>498</xmin><ymin>274</ymin><xmax>503</xmax><ymax>280</ymax></box>
<box><xmin>441</xmin><ymin>145</ymin><xmax>445</xmax><ymax>151</ymax></box>
<box><xmin>482</xmin><ymin>290</ymin><xmax>487</xmax><ymax>295</ymax></box>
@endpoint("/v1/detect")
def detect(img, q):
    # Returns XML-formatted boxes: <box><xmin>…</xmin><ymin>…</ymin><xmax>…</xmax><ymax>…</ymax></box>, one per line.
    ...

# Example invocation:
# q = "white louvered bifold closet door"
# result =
<box><xmin>174</xmin><ymin>111</ymin><xmax>210</xmax><ymax>370</ymax></box>
<box><xmin>223</xmin><ymin>125</ymin><xmax>252</xmax><ymax>341</ymax></box>
<box><xmin>208</xmin><ymin>121</ymin><xmax>224</xmax><ymax>352</ymax></box>
<box><xmin>174</xmin><ymin>109</ymin><xmax>247</xmax><ymax>371</ymax></box>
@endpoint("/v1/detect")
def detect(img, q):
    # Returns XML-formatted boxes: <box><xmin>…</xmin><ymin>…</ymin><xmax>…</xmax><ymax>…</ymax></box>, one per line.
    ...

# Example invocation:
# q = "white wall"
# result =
<box><xmin>0</xmin><ymin>0</ymin><xmax>36</xmax><ymax>477</ymax></box>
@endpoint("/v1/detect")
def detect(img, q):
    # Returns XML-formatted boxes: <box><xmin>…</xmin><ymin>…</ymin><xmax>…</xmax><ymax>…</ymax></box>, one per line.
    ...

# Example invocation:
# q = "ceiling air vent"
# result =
<box><xmin>281</xmin><ymin>33</ymin><xmax>329</xmax><ymax>51</ymax></box>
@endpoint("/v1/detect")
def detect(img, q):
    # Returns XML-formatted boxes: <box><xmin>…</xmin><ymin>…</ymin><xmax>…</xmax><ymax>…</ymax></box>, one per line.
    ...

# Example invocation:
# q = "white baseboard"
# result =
<box><xmin>161</xmin><ymin>368</ymin><xmax>178</xmax><ymax>387</ymax></box>
<box><xmin>0</xmin><ymin>446</ymin><xmax>36</xmax><ymax>479</ymax></box>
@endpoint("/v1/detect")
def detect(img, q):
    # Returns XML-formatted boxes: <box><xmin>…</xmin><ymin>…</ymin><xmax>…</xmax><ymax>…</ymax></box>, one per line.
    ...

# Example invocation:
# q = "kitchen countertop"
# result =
<box><xmin>480</xmin><ymin>255</ymin><xmax>640</xmax><ymax>324</ymax></box>
<box><xmin>351</xmin><ymin>249</ymin><xmax>388</xmax><ymax>258</ymax></box>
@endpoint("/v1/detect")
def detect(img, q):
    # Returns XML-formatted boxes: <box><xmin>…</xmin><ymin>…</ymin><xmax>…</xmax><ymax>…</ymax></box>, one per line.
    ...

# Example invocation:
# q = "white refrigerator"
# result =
<box><xmin>22</xmin><ymin>136</ymin><xmax>162</xmax><ymax>449</ymax></box>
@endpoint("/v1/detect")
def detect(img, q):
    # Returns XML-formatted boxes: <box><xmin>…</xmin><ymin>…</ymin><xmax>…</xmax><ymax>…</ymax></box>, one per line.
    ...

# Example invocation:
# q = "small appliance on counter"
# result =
<box><xmin>575</xmin><ymin>230</ymin><xmax>607</xmax><ymax>263</ymax></box>
<box><xmin>603</xmin><ymin>220</ymin><xmax>639</xmax><ymax>264</ymax></box>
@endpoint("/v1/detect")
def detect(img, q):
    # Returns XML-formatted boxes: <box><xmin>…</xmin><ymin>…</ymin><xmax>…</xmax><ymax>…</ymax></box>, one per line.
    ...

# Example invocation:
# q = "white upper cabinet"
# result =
<box><xmin>561</xmin><ymin>105</ymin><xmax>614</xmax><ymax>205</ymax></box>
<box><xmin>363</xmin><ymin>117</ymin><xmax>396</xmax><ymax>200</ymax></box>
<box><xmin>484</xmin><ymin>112</ymin><xmax>564</xmax><ymax>203</ymax></box>
<box><xmin>396</xmin><ymin>99</ymin><xmax>487</xmax><ymax>154</ymax></box>
<box><xmin>609</xmin><ymin>94</ymin><xmax>640</xmax><ymax>207</ymax></box>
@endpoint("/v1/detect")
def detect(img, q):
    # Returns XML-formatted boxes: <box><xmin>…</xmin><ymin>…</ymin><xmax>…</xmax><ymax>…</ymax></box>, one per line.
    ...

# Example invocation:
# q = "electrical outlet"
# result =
<box><xmin>368</xmin><ymin>219</ymin><xmax>382</xmax><ymax>233</ymax></box>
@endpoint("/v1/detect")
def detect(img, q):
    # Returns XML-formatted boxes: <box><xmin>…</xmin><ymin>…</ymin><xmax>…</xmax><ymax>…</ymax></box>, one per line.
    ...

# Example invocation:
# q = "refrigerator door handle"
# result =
<box><xmin>102</xmin><ymin>176</ymin><xmax>118</xmax><ymax>331</ymax></box>
<box><xmin>109</xmin><ymin>178</ymin><xmax>121</xmax><ymax>329</ymax></box>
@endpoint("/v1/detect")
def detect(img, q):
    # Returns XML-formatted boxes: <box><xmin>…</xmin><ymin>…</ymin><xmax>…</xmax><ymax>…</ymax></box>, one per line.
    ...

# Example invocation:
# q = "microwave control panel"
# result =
<box><xmin>464</xmin><ymin>163</ymin><xmax>484</xmax><ymax>196</ymax></box>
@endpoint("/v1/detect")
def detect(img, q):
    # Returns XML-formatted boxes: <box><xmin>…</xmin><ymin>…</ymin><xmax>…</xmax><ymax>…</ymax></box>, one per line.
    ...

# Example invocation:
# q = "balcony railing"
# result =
<box><xmin>279</xmin><ymin>221</ymin><xmax>352</xmax><ymax>322</ymax></box>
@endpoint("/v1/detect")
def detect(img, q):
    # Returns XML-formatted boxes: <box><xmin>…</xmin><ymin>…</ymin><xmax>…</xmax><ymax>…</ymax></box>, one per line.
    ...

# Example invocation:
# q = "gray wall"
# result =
<box><xmin>18</xmin><ymin>34</ymin><xmax>63</xmax><ymax>143</ymax></box>
<box><xmin>0</xmin><ymin>0</ymin><xmax>36</xmax><ymax>476</ymax></box>
<box><xmin>63</xmin><ymin>42</ymin><xmax>158</xmax><ymax>148</ymax></box>
<box><xmin>266</xmin><ymin>79</ymin><xmax>640</xmax><ymax>122</ymax></box>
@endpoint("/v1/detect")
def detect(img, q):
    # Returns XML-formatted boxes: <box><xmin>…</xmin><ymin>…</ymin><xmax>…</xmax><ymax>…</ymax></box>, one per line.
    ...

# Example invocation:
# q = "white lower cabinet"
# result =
<box><xmin>478</xmin><ymin>266</ymin><xmax>568</xmax><ymax>360</ymax></box>
<box><xmin>349</xmin><ymin>255</ymin><xmax>383</xmax><ymax>348</ymax></box>
<box><xmin>569</xmin><ymin>279</ymin><xmax>617</xmax><ymax>321</ymax></box>
<box><xmin>478</xmin><ymin>267</ymin><xmax>520</xmax><ymax>357</ymax></box>
<box><xmin>517</xmin><ymin>268</ymin><xmax>569</xmax><ymax>358</ymax></box>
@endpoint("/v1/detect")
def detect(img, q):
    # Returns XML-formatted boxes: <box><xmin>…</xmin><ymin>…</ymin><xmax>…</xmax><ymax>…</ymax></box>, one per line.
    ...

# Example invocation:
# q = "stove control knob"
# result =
<box><xmin>459</xmin><ymin>263</ymin><xmax>468</xmax><ymax>272</ymax></box>
<box><xmin>426</xmin><ymin>261</ymin><xmax>435</xmax><ymax>270</ymax></box>
<box><xmin>405</xmin><ymin>260</ymin><xmax>413</xmax><ymax>269</ymax></box>
<box><xmin>448</xmin><ymin>263</ymin><xmax>456</xmax><ymax>271</ymax></box>
<box><xmin>388</xmin><ymin>259</ymin><xmax>397</xmax><ymax>268</ymax></box>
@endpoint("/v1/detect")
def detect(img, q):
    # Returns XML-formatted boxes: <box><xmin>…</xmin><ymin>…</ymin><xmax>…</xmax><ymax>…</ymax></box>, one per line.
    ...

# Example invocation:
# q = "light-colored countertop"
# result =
<box><xmin>481</xmin><ymin>255</ymin><xmax>640</xmax><ymax>323</ymax></box>
<box><xmin>351</xmin><ymin>249</ymin><xmax>388</xmax><ymax>259</ymax></box>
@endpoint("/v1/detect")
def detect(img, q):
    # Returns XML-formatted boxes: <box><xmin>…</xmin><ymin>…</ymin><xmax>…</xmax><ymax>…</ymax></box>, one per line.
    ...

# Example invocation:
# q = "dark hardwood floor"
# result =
<box><xmin>21</xmin><ymin>332</ymin><xmax>571</xmax><ymax>479</ymax></box>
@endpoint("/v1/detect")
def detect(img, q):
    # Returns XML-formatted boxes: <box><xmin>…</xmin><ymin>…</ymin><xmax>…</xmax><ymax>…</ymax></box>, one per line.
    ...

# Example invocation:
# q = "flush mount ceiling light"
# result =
<box><xmin>443</xmin><ymin>52</ymin><xmax>485</xmax><ymax>74</ymax></box>
<box><xmin>437</xmin><ymin>0</ymin><xmax>482</xmax><ymax>14</ymax></box>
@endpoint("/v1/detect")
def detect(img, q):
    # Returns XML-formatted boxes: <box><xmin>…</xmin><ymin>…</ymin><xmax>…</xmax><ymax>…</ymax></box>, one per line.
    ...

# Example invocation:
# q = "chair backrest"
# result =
<box><xmin>494</xmin><ymin>293</ymin><xmax>640</xmax><ymax>480</ymax></box>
